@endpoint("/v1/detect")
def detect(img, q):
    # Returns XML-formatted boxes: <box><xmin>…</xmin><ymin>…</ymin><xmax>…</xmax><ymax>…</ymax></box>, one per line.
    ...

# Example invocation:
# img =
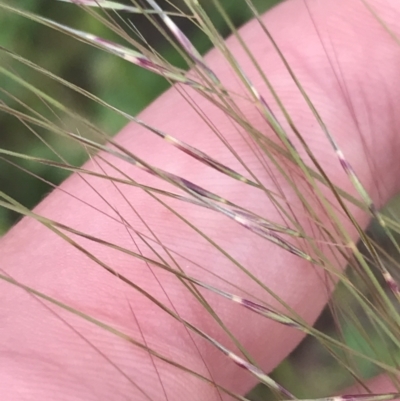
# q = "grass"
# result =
<box><xmin>1</xmin><ymin>0</ymin><xmax>400</xmax><ymax>400</ymax></box>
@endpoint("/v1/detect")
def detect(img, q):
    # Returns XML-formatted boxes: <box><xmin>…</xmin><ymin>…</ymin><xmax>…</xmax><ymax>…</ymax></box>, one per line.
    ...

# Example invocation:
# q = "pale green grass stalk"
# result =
<box><xmin>1</xmin><ymin>0</ymin><xmax>400</xmax><ymax>400</ymax></box>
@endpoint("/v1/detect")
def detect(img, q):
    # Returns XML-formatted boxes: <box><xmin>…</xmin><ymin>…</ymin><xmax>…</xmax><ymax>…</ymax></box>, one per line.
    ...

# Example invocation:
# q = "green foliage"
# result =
<box><xmin>0</xmin><ymin>0</ymin><xmax>280</xmax><ymax>231</ymax></box>
<box><xmin>2</xmin><ymin>2</ymin><xmax>400</xmax><ymax>401</ymax></box>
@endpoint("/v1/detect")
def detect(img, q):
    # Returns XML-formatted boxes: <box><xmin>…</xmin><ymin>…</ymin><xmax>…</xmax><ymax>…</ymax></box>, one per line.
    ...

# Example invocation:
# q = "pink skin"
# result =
<box><xmin>1</xmin><ymin>0</ymin><xmax>400</xmax><ymax>399</ymax></box>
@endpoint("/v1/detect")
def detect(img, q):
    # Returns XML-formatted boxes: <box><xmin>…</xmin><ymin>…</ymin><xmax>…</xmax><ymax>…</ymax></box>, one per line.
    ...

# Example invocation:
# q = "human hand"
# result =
<box><xmin>1</xmin><ymin>0</ymin><xmax>400</xmax><ymax>399</ymax></box>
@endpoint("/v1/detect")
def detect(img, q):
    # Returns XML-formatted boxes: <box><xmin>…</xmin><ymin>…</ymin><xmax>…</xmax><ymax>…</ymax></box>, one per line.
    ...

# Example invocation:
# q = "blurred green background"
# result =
<box><xmin>0</xmin><ymin>0</ymin><xmax>281</xmax><ymax>234</ymax></box>
<box><xmin>1</xmin><ymin>1</ymin><xmax>398</xmax><ymax>400</ymax></box>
